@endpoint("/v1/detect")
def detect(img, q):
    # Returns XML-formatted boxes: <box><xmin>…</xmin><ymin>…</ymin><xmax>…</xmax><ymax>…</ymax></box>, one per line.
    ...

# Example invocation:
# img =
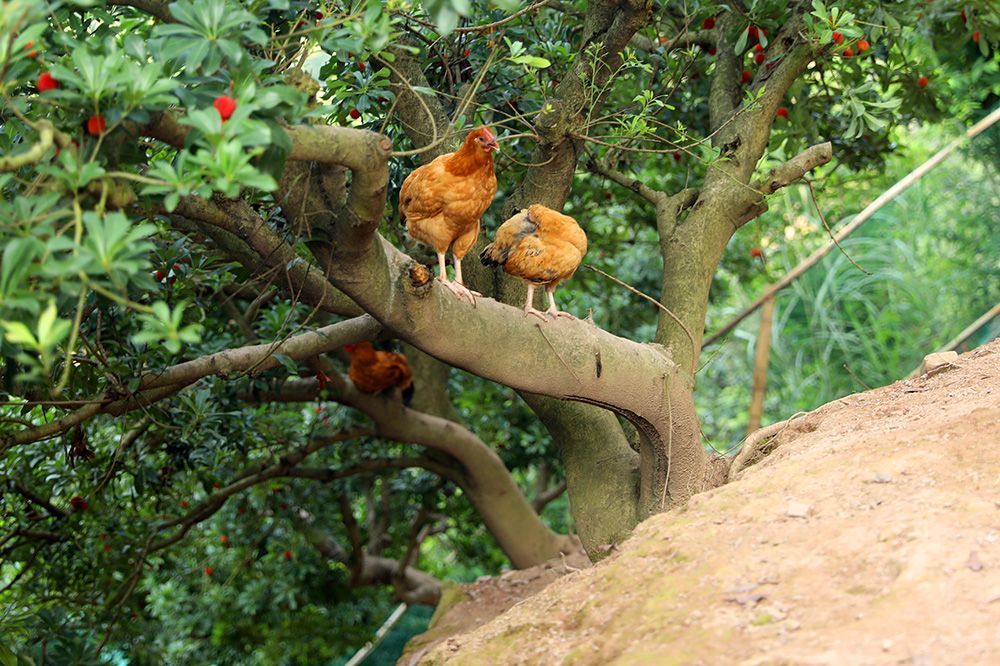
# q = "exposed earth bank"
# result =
<box><xmin>404</xmin><ymin>341</ymin><xmax>1000</xmax><ymax>665</ymax></box>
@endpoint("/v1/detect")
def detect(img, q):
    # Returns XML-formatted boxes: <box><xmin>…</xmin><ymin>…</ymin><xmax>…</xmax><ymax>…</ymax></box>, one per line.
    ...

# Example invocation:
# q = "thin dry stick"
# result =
<box><xmin>803</xmin><ymin>177</ymin><xmax>870</xmax><ymax>275</ymax></box>
<box><xmin>453</xmin><ymin>0</ymin><xmax>552</xmax><ymax>33</ymax></box>
<box><xmin>660</xmin><ymin>385</ymin><xmax>673</xmax><ymax>510</ymax></box>
<box><xmin>583</xmin><ymin>264</ymin><xmax>696</xmax><ymax>375</ymax></box>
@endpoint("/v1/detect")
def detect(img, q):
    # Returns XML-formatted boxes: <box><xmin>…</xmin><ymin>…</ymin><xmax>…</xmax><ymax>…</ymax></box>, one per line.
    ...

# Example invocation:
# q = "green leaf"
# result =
<box><xmin>509</xmin><ymin>55</ymin><xmax>551</xmax><ymax>69</ymax></box>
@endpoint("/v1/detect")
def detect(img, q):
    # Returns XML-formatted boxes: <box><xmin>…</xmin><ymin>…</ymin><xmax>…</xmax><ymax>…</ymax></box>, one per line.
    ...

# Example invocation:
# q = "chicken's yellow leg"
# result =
<box><xmin>523</xmin><ymin>283</ymin><xmax>549</xmax><ymax>321</ymax></box>
<box><xmin>545</xmin><ymin>285</ymin><xmax>575</xmax><ymax>319</ymax></box>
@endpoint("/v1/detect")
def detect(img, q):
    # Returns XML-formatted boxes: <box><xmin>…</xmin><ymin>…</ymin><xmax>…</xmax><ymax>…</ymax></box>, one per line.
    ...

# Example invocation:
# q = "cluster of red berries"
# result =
<box><xmin>152</xmin><ymin>262</ymin><xmax>182</xmax><ymax>285</ymax></box>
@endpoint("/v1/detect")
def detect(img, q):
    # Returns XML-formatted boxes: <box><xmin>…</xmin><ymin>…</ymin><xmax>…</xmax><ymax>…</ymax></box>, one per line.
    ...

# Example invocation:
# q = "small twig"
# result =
<box><xmin>842</xmin><ymin>362</ymin><xmax>872</xmax><ymax>390</ymax></box>
<box><xmin>803</xmin><ymin>177</ymin><xmax>870</xmax><ymax>276</ymax></box>
<box><xmin>560</xmin><ymin>551</ymin><xmax>581</xmax><ymax>573</ymax></box>
<box><xmin>583</xmin><ymin>264</ymin><xmax>696</xmax><ymax>375</ymax></box>
<box><xmin>453</xmin><ymin>0</ymin><xmax>552</xmax><ymax>33</ymax></box>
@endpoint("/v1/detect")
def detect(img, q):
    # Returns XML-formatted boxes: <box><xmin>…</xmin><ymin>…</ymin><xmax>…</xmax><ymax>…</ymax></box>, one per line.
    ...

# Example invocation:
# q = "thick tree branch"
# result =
<box><xmin>254</xmin><ymin>371</ymin><xmax>578</xmax><ymax>568</ymax></box>
<box><xmin>3</xmin><ymin>318</ymin><xmax>379</xmax><ymax>450</ymax></box>
<box><xmin>139</xmin><ymin>315</ymin><xmax>379</xmax><ymax>390</ymax></box>
<box><xmin>753</xmin><ymin>142</ymin><xmax>834</xmax><ymax>197</ymax></box>
<box><xmin>315</xmin><ymin>233</ymin><xmax>702</xmax><ymax>516</ymax></box>
<box><xmin>299</xmin><ymin>522</ymin><xmax>441</xmax><ymax>606</ymax></box>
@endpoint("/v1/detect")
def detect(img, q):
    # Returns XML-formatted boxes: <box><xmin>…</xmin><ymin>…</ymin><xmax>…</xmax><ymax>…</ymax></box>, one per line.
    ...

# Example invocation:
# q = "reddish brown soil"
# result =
<box><xmin>407</xmin><ymin>341</ymin><xmax>1000</xmax><ymax>665</ymax></box>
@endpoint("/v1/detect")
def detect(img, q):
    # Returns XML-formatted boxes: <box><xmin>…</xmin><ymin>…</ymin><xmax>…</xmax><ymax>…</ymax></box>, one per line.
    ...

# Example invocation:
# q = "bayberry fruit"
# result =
<box><xmin>86</xmin><ymin>115</ymin><xmax>106</xmax><ymax>136</ymax></box>
<box><xmin>214</xmin><ymin>95</ymin><xmax>237</xmax><ymax>121</ymax></box>
<box><xmin>37</xmin><ymin>72</ymin><xmax>58</xmax><ymax>92</ymax></box>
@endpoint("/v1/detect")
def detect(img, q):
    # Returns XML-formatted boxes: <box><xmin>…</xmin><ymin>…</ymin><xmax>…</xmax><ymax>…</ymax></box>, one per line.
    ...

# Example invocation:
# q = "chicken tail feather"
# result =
<box><xmin>480</xmin><ymin>243</ymin><xmax>504</xmax><ymax>267</ymax></box>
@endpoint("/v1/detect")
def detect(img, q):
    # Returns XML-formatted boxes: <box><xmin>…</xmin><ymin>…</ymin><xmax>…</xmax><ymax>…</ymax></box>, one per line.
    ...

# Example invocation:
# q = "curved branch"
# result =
<box><xmin>3</xmin><ymin>318</ymin><xmax>379</xmax><ymax>449</ymax></box>
<box><xmin>315</xmin><ymin>233</ymin><xmax>703</xmax><ymax>516</ymax></box>
<box><xmin>254</xmin><ymin>371</ymin><xmax>578</xmax><ymax>568</ymax></box>
<box><xmin>138</xmin><ymin>315</ymin><xmax>379</xmax><ymax>390</ymax></box>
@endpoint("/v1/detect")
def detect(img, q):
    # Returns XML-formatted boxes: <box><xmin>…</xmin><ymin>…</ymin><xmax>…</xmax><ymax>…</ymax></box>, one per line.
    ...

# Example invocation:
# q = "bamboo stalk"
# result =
<box><xmin>746</xmin><ymin>296</ymin><xmax>775</xmax><ymax>434</ymax></box>
<box><xmin>345</xmin><ymin>603</ymin><xmax>409</xmax><ymax>666</ymax></box>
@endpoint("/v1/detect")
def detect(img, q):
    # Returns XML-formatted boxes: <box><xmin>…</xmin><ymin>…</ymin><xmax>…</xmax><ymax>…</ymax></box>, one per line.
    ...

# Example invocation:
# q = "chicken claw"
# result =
<box><xmin>524</xmin><ymin>305</ymin><xmax>551</xmax><ymax>322</ymax></box>
<box><xmin>438</xmin><ymin>276</ymin><xmax>479</xmax><ymax>305</ymax></box>
<box><xmin>547</xmin><ymin>308</ymin><xmax>576</xmax><ymax>320</ymax></box>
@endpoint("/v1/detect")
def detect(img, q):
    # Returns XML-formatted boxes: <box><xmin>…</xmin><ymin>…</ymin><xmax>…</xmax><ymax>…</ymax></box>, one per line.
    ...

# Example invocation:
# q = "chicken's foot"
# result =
<box><xmin>545</xmin><ymin>286</ymin><xmax>576</xmax><ymax>319</ymax></box>
<box><xmin>436</xmin><ymin>253</ymin><xmax>478</xmax><ymax>305</ymax></box>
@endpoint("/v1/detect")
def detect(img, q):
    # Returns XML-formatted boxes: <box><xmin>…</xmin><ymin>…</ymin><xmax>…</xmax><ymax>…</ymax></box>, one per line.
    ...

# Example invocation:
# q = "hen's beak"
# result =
<box><xmin>484</xmin><ymin>138</ymin><xmax>499</xmax><ymax>152</ymax></box>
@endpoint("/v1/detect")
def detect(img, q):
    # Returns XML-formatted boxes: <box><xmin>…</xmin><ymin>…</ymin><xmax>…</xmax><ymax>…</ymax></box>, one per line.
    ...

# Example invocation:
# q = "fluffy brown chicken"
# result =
<box><xmin>344</xmin><ymin>342</ymin><xmax>414</xmax><ymax>404</ymax></box>
<box><xmin>400</xmin><ymin>126</ymin><xmax>498</xmax><ymax>303</ymax></box>
<box><xmin>480</xmin><ymin>204</ymin><xmax>588</xmax><ymax>320</ymax></box>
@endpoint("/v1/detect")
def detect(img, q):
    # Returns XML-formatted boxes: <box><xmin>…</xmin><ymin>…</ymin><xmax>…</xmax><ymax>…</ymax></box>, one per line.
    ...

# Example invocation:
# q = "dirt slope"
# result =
<box><xmin>410</xmin><ymin>341</ymin><xmax>1000</xmax><ymax>665</ymax></box>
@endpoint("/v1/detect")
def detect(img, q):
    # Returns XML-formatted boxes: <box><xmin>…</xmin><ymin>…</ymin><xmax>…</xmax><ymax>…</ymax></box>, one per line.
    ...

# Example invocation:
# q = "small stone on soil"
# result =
<box><xmin>786</xmin><ymin>501</ymin><xmax>811</xmax><ymax>518</ymax></box>
<box><xmin>966</xmin><ymin>551</ymin><xmax>984</xmax><ymax>572</ymax></box>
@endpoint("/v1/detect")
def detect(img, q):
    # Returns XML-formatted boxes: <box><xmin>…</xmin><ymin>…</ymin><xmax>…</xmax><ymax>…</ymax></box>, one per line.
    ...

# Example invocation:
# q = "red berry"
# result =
<box><xmin>238</xmin><ymin>505</ymin><xmax>246</xmax><ymax>514</ymax></box>
<box><xmin>214</xmin><ymin>95</ymin><xmax>237</xmax><ymax>121</ymax></box>
<box><xmin>70</xmin><ymin>496</ymin><xmax>88</xmax><ymax>511</ymax></box>
<box><xmin>702</xmin><ymin>17</ymin><xmax>716</xmax><ymax>30</ymax></box>
<box><xmin>747</xmin><ymin>26</ymin><xmax>758</xmax><ymax>39</ymax></box>
<box><xmin>220</xmin><ymin>535</ymin><xmax>229</xmax><ymax>544</ymax></box>
<box><xmin>917</xmin><ymin>75</ymin><xmax>929</xmax><ymax>87</ymax></box>
<box><xmin>204</xmin><ymin>566</ymin><xmax>213</xmax><ymax>576</ymax></box>
<box><xmin>212</xmin><ymin>482</ymin><xmax>221</xmax><ymax>489</ymax></box>
<box><xmin>754</xmin><ymin>52</ymin><xmax>765</xmax><ymax>65</ymax></box>
<box><xmin>349</xmin><ymin>108</ymin><xmax>361</xmax><ymax>120</ymax></box>
<box><xmin>378</xmin><ymin>96</ymin><xmax>387</xmax><ymax>104</ymax></box>
<box><xmin>672</xmin><ymin>151</ymin><xmax>682</xmax><ymax>162</ymax></box>
<box><xmin>280</xmin><ymin>502</ymin><xmax>289</xmax><ymax>510</ymax></box>
<box><xmin>832</xmin><ymin>32</ymin><xmax>844</xmax><ymax>44</ymax></box>
<box><xmin>843</xmin><ymin>47</ymin><xmax>854</xmax><ymax>57</ymax></box>
<box><xmin>754</xmin><ymin>43</ymin><xmax>764</xmax><ymax>52</ymax></box>
<box><xmin>972</xmin><ymin>31</ymin><xmax>979</xmax><ymax>43</ymax></box>
<box><xmin>776</xmin><ymin>106</ymin><xmax>788</xmax><ymax>118</ymax></box>
<box><xmin>37</xmin><ymin>72</ymin><xmax>57</xmax><ymax>92</ymax></box>
<box><xmin>153</xmin><ymin>270</ymin><xmax>165</xmax><ymax>281</ymax></box>
<box><xmin>463</xmin><ymin>48</ymin><xmax>470</xmax><ymax>57</ymax></box>
<box><xmin>313</xmin><ymin>10</ymin><xmax>324</xmax><ymax>20</ymax></box>
<box><xmin>857</xmin><ymin>39</ymin><xmax>870</xmax><ymax>52</ymax></box>
<box><xmin>750</xmin><ymin>247</ymin><xmax>764</xmax><ymax>259</ymax></box>
<box><xmin>103</xmin><ymin>543</ymin><xmax>113</xmax><ymax>552</ymax></box>
<box><xmin>603</xmin><ymin>190</ymin><xmax>612</xmax><ymax>200</ymax></box>
<box><xmin>86</xmin><ymin>114</ymin><xmax>106</xmax><ymax>136</ymax></box>
<box><xmin>960</xmin><ymin>10</ymin><xmax>966</xmax><ymax>24</ymax></box>
<box><xmin>284</xmin><ymin>550</ymin><xmax>293</xmax><ymax>561</ymax></box>
<box><xmin>180</xmin><ymin>500</ymin><xmax>190</xmax><ymax>509</ymax></box>
<box><xmin>741</xmin><ymin>69</ymin><xmax>752</xmax><ymax>83</ymax></box>
<box><xmin>172</xmin><ymin>263</ymin><xmax>181</xmax><ymax>271</ymax></box>
<box><xmin>168</xmin><ymin>275</ymin><xmax>177</xmax><ymax>285</ymax></box>
<box><xmin>708</xmin><ymin>47</ymin><xmax>717</xmax><ymax>56</ymax></box>
<box><xmin>24</xmin><ymin>41</ymin><xmax>37</xmax><ymax>57</ymax></box>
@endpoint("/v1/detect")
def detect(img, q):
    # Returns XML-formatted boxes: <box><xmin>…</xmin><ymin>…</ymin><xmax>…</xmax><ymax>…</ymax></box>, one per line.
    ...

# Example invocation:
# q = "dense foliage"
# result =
<box><xmin>1</xmin><ymin>0</ymin><xmax>997</xmax><ymax>662</ymax></box>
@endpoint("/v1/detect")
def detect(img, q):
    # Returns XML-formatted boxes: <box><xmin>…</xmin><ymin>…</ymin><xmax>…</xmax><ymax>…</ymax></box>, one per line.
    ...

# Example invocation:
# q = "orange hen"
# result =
<box><xmin>344</xmin><ymin>342</ymin><xmax>414</xmax><ymax>404</ymax></box>
<box><xmin>400</xmin><ymin>126</ymin><xmax>498</xmax><ymax>303</ymax></box>
<box><xmin>480</xmin><ymin>204</ymin><xmax>587</xmax><ymax>320</ymax></box>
